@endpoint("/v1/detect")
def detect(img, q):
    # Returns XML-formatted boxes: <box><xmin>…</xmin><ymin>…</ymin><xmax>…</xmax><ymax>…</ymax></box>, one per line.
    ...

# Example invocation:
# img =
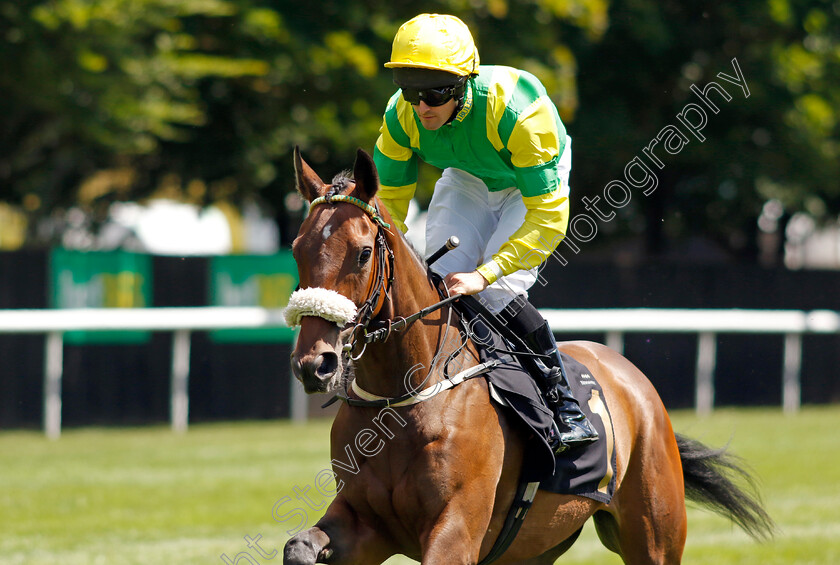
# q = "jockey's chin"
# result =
<box><xmin>413</xmin><ymin>99</ymin><xmax>457</xmax><ymax>131</ymax></box>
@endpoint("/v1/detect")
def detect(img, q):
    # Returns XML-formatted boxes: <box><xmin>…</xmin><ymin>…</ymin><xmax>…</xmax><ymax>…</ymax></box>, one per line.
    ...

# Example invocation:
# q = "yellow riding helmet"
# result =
<box><xmin>385</xmin><ymin>14</ymin><xmax>480</xmax><ymax>77</ymax></box>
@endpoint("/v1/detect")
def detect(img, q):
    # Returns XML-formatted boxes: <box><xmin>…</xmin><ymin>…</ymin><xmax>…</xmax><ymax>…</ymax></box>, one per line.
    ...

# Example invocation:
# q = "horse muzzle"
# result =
<box><xmin>290</xmin><ymin>315</ymin><xmax>346</xmax><ymax>393</ymax></box>
<box><xmin>291</xmin><ymin>349</ymin><xmax>340</xmax><ymax>393</ymax></box>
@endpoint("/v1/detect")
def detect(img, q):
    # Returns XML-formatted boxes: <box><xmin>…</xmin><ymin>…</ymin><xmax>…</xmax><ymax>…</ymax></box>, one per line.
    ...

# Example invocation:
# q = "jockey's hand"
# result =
<box><xmin>441</xmin><ymin>270</ymin><xmax>490</xmax><ymax>297</ymax></box>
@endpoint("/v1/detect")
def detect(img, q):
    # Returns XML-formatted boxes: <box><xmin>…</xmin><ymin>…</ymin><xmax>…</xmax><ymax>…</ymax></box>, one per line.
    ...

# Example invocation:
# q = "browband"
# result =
<box><xmin>309</xmin><ymin>194</ymin><xmax>390</xmax><ymax>229</ymax></box>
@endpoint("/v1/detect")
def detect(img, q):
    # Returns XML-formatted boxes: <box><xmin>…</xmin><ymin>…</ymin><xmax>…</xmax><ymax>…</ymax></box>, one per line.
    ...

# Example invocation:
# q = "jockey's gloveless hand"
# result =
<box><xmin>441</xmin><ymin>270</ymin><xmax>490</xmax><ymax>297</ymax></box>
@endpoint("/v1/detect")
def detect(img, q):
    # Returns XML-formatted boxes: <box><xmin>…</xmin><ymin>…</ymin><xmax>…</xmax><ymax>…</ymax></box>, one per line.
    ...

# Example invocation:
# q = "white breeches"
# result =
<box><xmin>425</xmin><ymin>139</ymin><xmax>572</xmax><ymax>314</ymax></box>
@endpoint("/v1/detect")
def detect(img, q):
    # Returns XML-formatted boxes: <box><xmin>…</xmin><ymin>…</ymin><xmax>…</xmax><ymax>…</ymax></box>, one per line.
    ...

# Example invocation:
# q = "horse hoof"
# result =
<box><xmin>283</xmin><ymin>536</ymin><xmax>320</xmax><ymax>565</ymax></box>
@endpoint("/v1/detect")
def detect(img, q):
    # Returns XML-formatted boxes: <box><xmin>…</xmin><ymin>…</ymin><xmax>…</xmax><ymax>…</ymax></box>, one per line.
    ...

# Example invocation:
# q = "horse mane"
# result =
<box><xmin>402</xmin><ymin>236</ymin><xmax>429</xmax><ymax>271</ymax></box>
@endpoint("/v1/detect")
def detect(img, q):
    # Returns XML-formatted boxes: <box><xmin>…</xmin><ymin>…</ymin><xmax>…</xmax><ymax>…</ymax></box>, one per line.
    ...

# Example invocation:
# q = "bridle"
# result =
<box><xmin>304</xmin><ymin>191</ymin><xmax>460</xmax><ymax>359</ymax></box>
<box><xmin>306</xmin><ymin>193</ymin><xmax>394</xmax><ymax>356</ymax></box>
<box><xmin>296</xmin><ymin>188</ymin><xmax>481</xmax><ymax>409</ymax></box>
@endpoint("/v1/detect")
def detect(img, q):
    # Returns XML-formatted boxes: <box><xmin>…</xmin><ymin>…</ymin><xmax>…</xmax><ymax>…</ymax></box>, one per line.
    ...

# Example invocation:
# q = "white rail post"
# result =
<box><xmin>288</xmin><ymin>330</ymin><xmax>307</xmax><ymax>423</ymax></box>
<box><xmin>606</xmin><ymin>331</ymin><xmax>624</xmax><ymax>355</ymax></box>
<box><xmin>782</xmin><ymin>332</ymin><xmax>802</xmax><ymax>414</ymax></box>
<box><xmin>289</xmin><ymin>372</ymin><xmax>308</xmax><ymax>423</ymax></box>
<box><xmin>695</xmin><ymin>332</ymin><xmax>717</xmax><ymax>415</ymax></box>
<box><xmin>170</xmin><ymin>329</ymin><xmax>191</xmax><ymax>432</ymax></box>
<box><xmin>43</xmin><ymin>331</ymin><xmax>64</xmax><ymax>439</ymax></box>
<box><xmin>289</xmin><ymin>332</ymin><xmax>307</xmax><ymax>424</ymax></box>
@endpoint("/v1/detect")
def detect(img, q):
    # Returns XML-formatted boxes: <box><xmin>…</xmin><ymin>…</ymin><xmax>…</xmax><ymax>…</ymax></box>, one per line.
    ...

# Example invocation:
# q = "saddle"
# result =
<box><xmin>452</xmin><ymin>295</ymin><xmax>616</xmax><ymax>501</ymax></box>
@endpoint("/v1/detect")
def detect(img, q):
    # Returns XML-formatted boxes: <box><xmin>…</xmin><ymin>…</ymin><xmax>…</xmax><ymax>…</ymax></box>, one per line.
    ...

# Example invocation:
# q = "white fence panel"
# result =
<box><xmin>1</xmin><ymin>307</ymin><xmax>838</xmax><ymax>438</ymax></box>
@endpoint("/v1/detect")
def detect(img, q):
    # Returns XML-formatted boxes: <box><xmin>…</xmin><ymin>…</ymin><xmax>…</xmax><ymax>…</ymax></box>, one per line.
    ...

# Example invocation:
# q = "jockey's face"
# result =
<box><xmin>412</xmin><ymin>98</ymin><xmax>457</xmax><ymax>131</ymax></box>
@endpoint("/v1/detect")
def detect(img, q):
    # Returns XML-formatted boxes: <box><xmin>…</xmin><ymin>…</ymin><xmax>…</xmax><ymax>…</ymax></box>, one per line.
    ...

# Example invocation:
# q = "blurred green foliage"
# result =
<box><xmin>0</xmin><ymin>0</ymin><xmax>837</xmax><ymax>256</ymax></box>
<box><xmin>567</xmin><ymin>0</ymin><xmax>840</xmax><ymax>258</ymax></box>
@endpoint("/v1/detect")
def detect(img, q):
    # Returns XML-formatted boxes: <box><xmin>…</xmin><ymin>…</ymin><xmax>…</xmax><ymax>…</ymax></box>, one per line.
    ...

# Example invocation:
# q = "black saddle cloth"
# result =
<box><xmin>457</xmin><ymin>303</ymin><xmax>617</xmax><ymax>503</ymax></box>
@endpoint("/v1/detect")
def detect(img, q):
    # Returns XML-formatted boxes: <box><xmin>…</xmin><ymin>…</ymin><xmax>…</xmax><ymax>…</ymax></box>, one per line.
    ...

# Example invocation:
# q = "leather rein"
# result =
<box><xmin>307</xmin><ymin>192</ymin><xmax>474</xmax><ymax>408</ymax></box>
<box><xmin>307</xmin><ymin>193</ymin><xmax>459</xmax><ymax>358</ymax></box>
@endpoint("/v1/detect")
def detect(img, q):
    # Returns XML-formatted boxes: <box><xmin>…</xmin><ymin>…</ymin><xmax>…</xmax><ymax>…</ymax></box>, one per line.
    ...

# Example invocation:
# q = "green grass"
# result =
<box><xmin>1</xmin><ymin>407</ymin><xmax>838</xmax><ymax>564</ymax></box>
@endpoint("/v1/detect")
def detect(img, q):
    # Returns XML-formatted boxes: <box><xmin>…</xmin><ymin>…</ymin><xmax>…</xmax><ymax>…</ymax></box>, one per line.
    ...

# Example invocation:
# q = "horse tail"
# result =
<box><xmin>675</xmin><ymin>433</ymin><xmax>776</xmax><ymax>541</ymax></box>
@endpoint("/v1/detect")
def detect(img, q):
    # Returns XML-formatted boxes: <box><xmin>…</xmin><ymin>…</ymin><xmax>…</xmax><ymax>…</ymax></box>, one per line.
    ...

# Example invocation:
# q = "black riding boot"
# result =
<box><xmin>497</xmin><ymin>298</ymin><xmax>599</xmax><ymax>453</ymax></box>
<box><xmin>523</xmin><ymin>320</ymin><xmax>599</xmax><ymax>452</ymax></box>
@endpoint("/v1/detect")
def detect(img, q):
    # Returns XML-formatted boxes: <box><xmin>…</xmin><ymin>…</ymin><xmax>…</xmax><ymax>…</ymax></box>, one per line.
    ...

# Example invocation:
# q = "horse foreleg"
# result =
<box><xmin>419</xmin><ymin>499</ymin><xmax>494</xmax><ymax>565</ymax></box>
<box><xmin>283</xmin><ymin>496</ymin><xmax>394</xmax><ymax>565</ymax></box>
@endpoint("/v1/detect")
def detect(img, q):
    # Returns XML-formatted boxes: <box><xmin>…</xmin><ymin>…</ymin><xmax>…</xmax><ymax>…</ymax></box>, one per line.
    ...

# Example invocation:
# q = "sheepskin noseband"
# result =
<box><xmin>284</xmin><ymin>287</ymin><xmax>358</xmax><ymax>327</ymax></box>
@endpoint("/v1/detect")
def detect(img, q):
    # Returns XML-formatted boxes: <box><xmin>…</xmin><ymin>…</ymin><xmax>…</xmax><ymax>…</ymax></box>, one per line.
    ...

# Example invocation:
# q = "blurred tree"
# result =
<box><xmin>0</xmin><ymin>0</ymin><xmax>270</xmax><ymax>242</ymax></box>
<box><xmin>151</xmin><ymin>0</ymin><xmax>611</xmax><ymax>244</ymax></box>
<box><xmin>567</xmin><ymin>0</ymin><xmax>840</xmax><ymax>260</ymax></box>
<box><xmin>1</xmin><ymin>0</ymin><xmax>836</xmax><ymax>258</ymax></box>
<box><xmin>0</xmin><ymin>1</ymin><xmax>608</xmax><ymax>247</ymax></box>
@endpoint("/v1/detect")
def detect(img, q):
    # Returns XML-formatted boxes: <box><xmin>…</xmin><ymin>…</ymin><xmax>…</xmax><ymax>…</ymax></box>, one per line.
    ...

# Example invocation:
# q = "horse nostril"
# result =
<box><xmin>291</xmin><ymin>355</ymin><xmax>304</xmax><ymax>380</ymax></box>
<box><xmin>315</xmin><ymin>352</ymin><xmax>338</xmax><ymax>379</ymax></box>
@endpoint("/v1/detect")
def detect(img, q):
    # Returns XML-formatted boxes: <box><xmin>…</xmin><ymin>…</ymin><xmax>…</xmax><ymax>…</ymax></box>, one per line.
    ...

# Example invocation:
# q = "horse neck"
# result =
<box><xmin>352</xmin><ymin>232</ymin><xmax>463</xmax><ymax>398</ymax></box>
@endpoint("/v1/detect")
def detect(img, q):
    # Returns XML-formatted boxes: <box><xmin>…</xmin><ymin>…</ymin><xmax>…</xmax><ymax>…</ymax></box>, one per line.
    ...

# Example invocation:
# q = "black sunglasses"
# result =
<box><xmin>401</xmin><ymin>84</ymin><xmax>462</xmax><ymax>107</ymax></box>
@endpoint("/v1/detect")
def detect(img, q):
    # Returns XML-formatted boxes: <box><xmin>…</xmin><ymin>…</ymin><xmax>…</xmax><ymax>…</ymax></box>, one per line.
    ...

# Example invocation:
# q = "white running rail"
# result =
<box><xmin>1</xmin><ymin>307</ymin><xmax>838</xmax><ymax>438</ymax></box>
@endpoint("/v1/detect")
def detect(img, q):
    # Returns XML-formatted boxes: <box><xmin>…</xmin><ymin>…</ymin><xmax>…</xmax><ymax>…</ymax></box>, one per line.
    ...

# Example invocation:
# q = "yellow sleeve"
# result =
<box><xmin>378</xmin><ymin>183</ymin><xmax>416</xmax><ymax>233</ymax></box>
<box><xmin>373</xmin><ymin>106</ymin><xmax>418</xmax><ymax>234</ymax></box>
<box><xmin>476</xmin><ymin>188</ymin><xmax>569</xmax><ymax>284</ymax></box>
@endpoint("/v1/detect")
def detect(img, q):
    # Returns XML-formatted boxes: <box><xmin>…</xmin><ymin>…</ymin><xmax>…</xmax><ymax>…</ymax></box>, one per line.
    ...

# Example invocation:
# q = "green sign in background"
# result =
<box><xmin>50</xmin><ymin>249</ymin><xmax>152</xmax><ymax>344</ymax></box>
<box><xmin>209</xmin><ymin>253</ymin><xmax>298</xmax><ymax>343</ymax></box>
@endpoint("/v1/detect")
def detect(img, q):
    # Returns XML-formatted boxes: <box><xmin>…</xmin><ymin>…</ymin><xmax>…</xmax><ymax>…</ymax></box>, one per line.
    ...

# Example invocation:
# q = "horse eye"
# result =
<box><xmin>358</xmin><ymin>248</ymin><xmax>372</xmax><ymax>265</ymax></box>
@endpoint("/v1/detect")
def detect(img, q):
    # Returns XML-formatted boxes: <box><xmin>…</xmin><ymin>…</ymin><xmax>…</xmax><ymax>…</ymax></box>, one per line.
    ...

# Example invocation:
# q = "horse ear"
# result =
<box><xmin>294</xmin><ymin>146</ymin><xmax>327</xmax><ymax>202</ymax></box>
<box><xmin>352</xmin><ymin>148</ymin><xmax>380</xmax><ymax>202</ymax></box>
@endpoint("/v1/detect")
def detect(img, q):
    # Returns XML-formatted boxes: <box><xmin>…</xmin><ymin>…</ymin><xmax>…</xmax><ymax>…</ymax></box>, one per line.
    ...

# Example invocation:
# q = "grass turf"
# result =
<box><xmin>0</xmin><ymin>406</ymin><xmax>837</xmax><ymax>564</ymax></box>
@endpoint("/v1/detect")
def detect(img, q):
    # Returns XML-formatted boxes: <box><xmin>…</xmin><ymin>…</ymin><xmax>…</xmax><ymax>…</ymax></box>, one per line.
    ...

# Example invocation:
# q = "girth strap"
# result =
<box><xmin>477</xmin><ymin>480</ymin><xmax>541</xmax><ymax>565</ymax></box>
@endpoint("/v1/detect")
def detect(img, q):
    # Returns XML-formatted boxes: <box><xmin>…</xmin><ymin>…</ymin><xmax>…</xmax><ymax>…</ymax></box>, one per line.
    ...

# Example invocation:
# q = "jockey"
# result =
<box><xmin>373</xmin><ymin>13</ymin><xmax>598</xmax><ymax>452</ymax></box>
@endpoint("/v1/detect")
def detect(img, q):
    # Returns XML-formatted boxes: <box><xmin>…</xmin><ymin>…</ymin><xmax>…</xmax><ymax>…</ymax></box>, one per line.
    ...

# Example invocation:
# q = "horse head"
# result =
<box><xmin>288</xmin><ymin>147</ymin><xmax>390</xmax><ymax>393</ymax></box>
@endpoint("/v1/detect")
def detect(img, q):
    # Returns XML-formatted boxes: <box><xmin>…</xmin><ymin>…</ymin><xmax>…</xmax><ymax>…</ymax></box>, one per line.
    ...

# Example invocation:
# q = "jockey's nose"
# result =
<box><xmin>292</xmin><ymin>350</ymin><xmax>339</xmax><ymax>392</ymax></box>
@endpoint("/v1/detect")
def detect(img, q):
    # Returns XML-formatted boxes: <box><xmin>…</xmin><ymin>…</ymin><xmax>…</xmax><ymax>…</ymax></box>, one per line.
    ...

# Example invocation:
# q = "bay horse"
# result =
<box><xmin>284</xmin><ymin>148</ymin><xmax>774</xmax><ymax>565</ymax></box>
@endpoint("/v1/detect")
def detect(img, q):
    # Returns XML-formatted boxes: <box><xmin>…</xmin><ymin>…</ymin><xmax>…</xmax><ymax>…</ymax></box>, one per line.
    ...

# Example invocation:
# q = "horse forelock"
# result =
<box><xmin>298</xmin><ymin>172</ymin><xmax>431</xmax><ymax>300</ymax></box>
<box><xmin>328</xmin><ymin>171</ymin><xmax>354</xmax><ymax>197</ymax></box>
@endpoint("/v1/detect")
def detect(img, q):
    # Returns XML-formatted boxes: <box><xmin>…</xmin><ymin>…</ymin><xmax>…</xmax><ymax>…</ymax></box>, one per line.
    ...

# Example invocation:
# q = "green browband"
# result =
<box><xmin>309</xmin><ymin>194</ymin><xmax>391</xmax><ymax>229</ymax></box>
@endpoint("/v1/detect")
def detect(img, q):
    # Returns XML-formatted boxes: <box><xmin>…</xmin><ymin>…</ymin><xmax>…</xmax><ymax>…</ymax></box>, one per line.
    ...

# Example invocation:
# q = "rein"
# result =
<box><xmin>305</xmin><ymin>191</ymin><xmax>460</xmax><ymax>356</ymax></box>
<box><xmin>296</xmin><ymin>190</ymin><xmax>475</xmax><ymax>408</ymax></box>
<box><xmin>358</xmin><ymin>293</ymin><xmax>461</xmax><ymax>345</ymax></box>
